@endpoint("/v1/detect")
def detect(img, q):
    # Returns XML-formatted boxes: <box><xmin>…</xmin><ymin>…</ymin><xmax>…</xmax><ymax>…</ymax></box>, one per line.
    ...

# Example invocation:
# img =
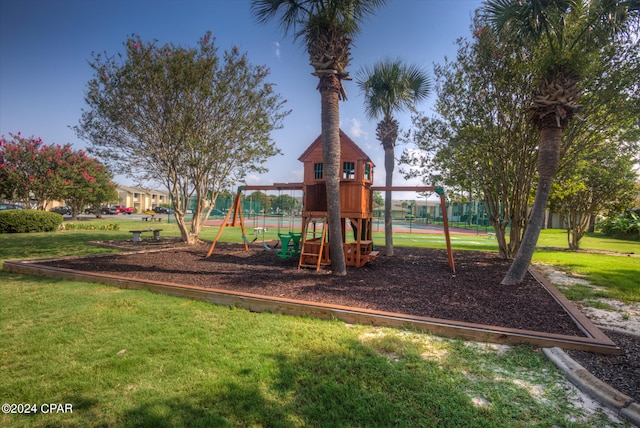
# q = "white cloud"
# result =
<box><xmin>272</xmin><ymin>42</ymin><xmax>281</xmax><ymax>59</ymax></box>
<box><xmin>244</xmin><ymin>174</ymin><xmax>262</xmax><ymax>185</ymax></box>
<box><xmin>344</xmin><ymin>118</ymin><xmax>368</xmax><ymax>140</ymax></box>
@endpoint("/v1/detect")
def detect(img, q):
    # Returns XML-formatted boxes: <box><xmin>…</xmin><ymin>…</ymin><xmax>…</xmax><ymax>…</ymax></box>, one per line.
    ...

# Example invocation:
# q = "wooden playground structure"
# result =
<box><xmin>206</xmin><ymin>130</ymin><xmax>455</xmax><ymax>273</ymax></box>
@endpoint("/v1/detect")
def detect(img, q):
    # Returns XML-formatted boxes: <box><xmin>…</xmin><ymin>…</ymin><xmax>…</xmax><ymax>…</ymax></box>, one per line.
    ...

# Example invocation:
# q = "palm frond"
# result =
<box><xmin>250</xmin><ymin>0</ymin><xmax>311</xmax><ymax>36</ymax></box>
<box><xmin>252</xmin><ymin>0</ymin><xmax>388</xmax><ymax>40</ymax></box>
<box><xmin>356</xmin><ymin>58</ymin><xmax>431</xmax><ymax>120</ymax></box>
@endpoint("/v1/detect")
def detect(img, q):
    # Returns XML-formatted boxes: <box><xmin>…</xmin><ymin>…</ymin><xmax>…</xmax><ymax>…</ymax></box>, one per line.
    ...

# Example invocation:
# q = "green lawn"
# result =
<box><xmin>1</xmin><ymin>219</ymin><xmax>637</xmax><ymax>427</ymax></box>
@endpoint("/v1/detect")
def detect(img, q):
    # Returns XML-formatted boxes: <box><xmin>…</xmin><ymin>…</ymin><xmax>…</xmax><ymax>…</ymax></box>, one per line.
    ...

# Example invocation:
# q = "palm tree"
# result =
<box><xmin>252</xmin><ymin>0</ymin><xmax>387</xmax><ymax>275</ymax></box>
<box><xmin>484</xmin><ymin>0</ymin><xmax>638</xmax><ymax>285</ymax></box>
<box><xmin>356</xmin><ymin>59</ymin><xmax>431</xmax><ymax>256</ymax></box>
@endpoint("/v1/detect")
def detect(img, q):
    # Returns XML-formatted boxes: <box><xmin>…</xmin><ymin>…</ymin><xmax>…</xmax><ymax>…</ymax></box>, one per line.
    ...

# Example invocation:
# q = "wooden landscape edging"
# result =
<box><xmin>3</xmin><ymin>257</ymin><xmax>620</xmax><ymax>355</ymax></box>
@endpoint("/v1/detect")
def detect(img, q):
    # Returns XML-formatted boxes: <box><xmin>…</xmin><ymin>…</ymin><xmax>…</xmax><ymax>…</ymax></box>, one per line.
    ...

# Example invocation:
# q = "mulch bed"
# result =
<box><xmin>45</xmin><ymin>241</ymin><xmax>583</xmax><ymax>336</ymax></box>
<box><xmin>40</xmin><ymin>239</ymin><xmax>639</xmax><ymax>400</ymax></box>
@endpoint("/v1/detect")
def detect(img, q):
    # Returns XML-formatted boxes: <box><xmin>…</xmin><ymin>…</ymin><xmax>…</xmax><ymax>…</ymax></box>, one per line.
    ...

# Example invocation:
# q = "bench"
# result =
<box><xmin>487</xmin><ymin>232</ymin><xmax>495</xmax><ymax>239</ymax></box>
<box><xmin>129</xmin><ymin>228</ymin><xmax>162</xmax><ymax>242</ymax></box>
<box><xmin>141</xmin><ymin>216</ymin><xmax>162</xmax><ymax>222</ymax></box>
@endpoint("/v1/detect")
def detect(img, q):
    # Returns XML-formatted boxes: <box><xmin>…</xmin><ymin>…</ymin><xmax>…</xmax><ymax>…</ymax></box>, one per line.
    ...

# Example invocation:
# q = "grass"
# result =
<box><xmin>1</xmin><ymin>218</ymin><xmax>638</xmax><ymax>426</ymax></box>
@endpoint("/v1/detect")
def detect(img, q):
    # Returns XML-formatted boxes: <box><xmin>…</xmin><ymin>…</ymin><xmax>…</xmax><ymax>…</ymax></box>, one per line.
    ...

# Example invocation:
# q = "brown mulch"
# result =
<box><xmin>41</xmin><ymin>239</ymin><xmax>639</xmax><ymax>401</ymax></box>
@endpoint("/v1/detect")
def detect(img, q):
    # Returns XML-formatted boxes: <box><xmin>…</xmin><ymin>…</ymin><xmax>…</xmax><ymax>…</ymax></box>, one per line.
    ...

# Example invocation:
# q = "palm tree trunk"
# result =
<box><xmin>383</xmin><ymin>140</ymin><xmax>394</xmax><ymax>256</ymax></box>
<box><xmin>501</xmin><ymin>124</ymin><xmax>562</xmax><ymax>285</ymax></box>
<box><xmin>320</xmin><ymin>74</ymin><xmax>347</xmax><ymax>276</ymax></box>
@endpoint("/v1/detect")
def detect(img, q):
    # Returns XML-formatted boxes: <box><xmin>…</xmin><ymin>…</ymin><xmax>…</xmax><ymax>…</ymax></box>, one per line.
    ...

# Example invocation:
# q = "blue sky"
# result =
<box><xmin>1</xmin><ymin>0</ymin><xmax>483</xmax><ymax>196</ymax></box>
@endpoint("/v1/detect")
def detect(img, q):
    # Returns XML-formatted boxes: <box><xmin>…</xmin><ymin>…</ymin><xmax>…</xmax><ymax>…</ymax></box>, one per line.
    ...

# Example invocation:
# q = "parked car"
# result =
<box><xmin>50</xmin><ymin>206</ymin><xmax>71</xmax><ymax>215</ymax></box>
<box><xmin>114</xmin><ymin>205</ymin><xmax>134</xmax><ymax>214</ymax></box>
<box><xmin>151</xmin><ymin>206</ymin><xmax>173</xmax><ymax>214</ymax></box>
<box><xmin>0</xmin><ymin>203</ymin><xmax>25</xmax><ymax>210</ymax></box>
<box><xmin>101</xmin><ymin>206</ymin><xmax>118</xmax><ymax>215</ymax></box>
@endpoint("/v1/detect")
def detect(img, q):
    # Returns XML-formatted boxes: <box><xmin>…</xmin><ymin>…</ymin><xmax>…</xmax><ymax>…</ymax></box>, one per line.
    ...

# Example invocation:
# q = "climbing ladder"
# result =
<box><xmin>298</xmin><ymin>216</ymin><xmax>329</xmax><ymax>271</ymax></box>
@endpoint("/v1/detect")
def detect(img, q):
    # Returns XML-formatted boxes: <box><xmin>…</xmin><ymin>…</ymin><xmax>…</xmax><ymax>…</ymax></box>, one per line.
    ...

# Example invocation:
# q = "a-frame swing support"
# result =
<box><xmin>206</xmin><ymin>187</ymin><xmax>249</xmax><ymax>257</ymax></box>
<box><xmin>206</xmin><ymin>184</ymin><xmax>304</xmax><ymax>258</ymax></box>
<box><xmin>371</xmin><ymin>185</ymin><xmax>455</xmax><ymax>274</ymax></box>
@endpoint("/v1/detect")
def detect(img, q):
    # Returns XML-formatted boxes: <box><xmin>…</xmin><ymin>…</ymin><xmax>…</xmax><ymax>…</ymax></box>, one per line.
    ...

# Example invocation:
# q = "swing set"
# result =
<box><xmin>205</xmin><ymin>183</ymin><xmax>455</xmax><ymax>274</ymax></box>
<box><xmin>206</xmin><ymin>183</ymin><xmax>304</xmax><ymax>258</ymax></box>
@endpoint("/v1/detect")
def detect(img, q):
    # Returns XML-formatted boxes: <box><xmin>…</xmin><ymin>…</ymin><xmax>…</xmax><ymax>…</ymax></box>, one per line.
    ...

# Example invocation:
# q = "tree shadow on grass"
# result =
<box><xmin>114</xmin><ymin>338</ymin><xmax>561</xmax><ymax>427</ymax></box>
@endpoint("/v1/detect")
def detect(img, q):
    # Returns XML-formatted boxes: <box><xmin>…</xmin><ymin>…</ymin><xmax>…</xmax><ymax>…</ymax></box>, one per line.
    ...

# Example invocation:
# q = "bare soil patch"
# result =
<box><xmin>43</xmin><ymin>239</ymin><xmax>639</xmax><ymax>400</ymax></box>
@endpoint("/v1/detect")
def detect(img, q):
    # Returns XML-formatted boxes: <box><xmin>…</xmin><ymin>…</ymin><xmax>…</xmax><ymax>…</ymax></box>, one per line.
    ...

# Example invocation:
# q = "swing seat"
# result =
<box><xmin>276</xmin><ymin>233</ymin><xmax>294</xmax><ymax>259</ymax></box>
<box><xmin>289</xmin><ymin>232</ymin><xmax>302</xmax><ymax>254</ymax></box>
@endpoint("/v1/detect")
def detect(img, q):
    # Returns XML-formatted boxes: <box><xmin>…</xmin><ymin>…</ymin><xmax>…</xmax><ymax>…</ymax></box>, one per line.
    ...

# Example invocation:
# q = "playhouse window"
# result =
<box><xmin>343</xmin><ymin>162</ymin><xmax>355</xmax><ymax>179</ymax></box>
<box><xmin>364</xmin><ymin>164</ymin><xmax>371</xmax><ymax>181</ymax></box>
<box><xmin>314</xmin><ymin>163</ymin><xmax>323</xmax><ymax>179</ymax></box>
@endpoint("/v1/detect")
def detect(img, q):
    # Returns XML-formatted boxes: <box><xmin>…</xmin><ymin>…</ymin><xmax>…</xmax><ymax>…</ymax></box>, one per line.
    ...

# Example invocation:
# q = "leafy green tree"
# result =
<box><xmin>401</xmin><ymin>14</ymin><xmax>538</xmax><ymax>258</ymax></box>
<box><xmin>484</xmin><ymin>0</ymin><xmax>639</xmax><ymax>284</ymax></box>
<box><xmin>248</xmin><ymin>191</ymin><xmax>270</xmax><ymax>214</ymax></box>
<box><xmin>356</xmin><ymin>59</ymin><xmax>430</xmax><ymax>256</ymax></box>
<box><xmin>272</xmin><ymin>194</ymin><xmax>299</xmax><ymax>215</ymax></box>
<box><xmin>372</xmin><ymin>191</ymin><xmax>384</xmax><ymax>207</ymax></box>
<box><xmin>252</xmin><ymin>0</ymin><xmax>387</xmax><ymax>275</ymax></box>
<box><xmin>550</xmin><ymin>140</ymin><xmax>638</xmax><ymax>249</ymax></box>
<box><xmin>75</xmin><ymin>33</ymin><xmax>289</xmax><ymax>244</ymax></box>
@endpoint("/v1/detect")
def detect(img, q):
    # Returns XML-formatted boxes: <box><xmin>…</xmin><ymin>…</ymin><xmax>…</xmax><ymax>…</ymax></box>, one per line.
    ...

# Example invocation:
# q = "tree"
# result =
<box><xmin>356</xmin><ymin>59</ymin><xmax>430</xmax><ymax>256</ymax></box>
<box><xmin>272</xmin><ymin>193</ymin><xmax>299</xmax><ymax>215</ymax></box>
<box><xmin>248</xmin><ymin>191</ymin><xmax>270</xmax><ymax>214</ymax></box>
<box><xmin>252</xmin><ymin>0</ymin><xmax>387</xmax><ymax>276</ymax></box>
<box><xmin>1</xmin><ymin>134</ymin><xmax>63</xmax><ymax>208</ymax></box>
<box><xmin>551</xmin><ymin>140</ymin><xmax>638</xmax><ymax>249</ymax></box>
<box><xmin>372</xmin><ymin>191</ymin><xmax>384</xmax><ymax>207</ymax></box>
<box><xmin>550</xmin><ymin>21</ymin><xmax>640</xmax><ymax>249</ymax></box>
<box><xmin>61</xmin><ymin>156</ymin><xmax>118</xmax><ymax>220</ymax></box>
<box><xmin>401</xmin><ymin>14</ymin><xmax>538</xmax><ymax>259</ymax></box>
<box><xmin>484</xmin><ymin>0</ymin><xmax>639</xmax><ymax>284</ymax></box>
<box><xmin>0</xmin><ymin>133</ymin><xmax>112</xmax><ymax>210</ymax></box>
<box><xmin>75</xmin><ymin>33</ymin><xmax>290</xmax><ymax>244</ymax></box>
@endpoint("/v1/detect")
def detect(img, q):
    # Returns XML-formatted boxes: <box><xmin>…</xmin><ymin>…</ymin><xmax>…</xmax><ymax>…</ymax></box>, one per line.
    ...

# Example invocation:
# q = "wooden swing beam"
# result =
<box><xmin>371</xmin><ymin>186</ymin><xmax>455</xmax><ymax>274</ymax></box>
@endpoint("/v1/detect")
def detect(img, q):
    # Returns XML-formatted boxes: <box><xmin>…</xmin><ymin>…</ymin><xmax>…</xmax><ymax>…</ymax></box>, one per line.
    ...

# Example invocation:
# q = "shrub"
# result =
<box><xmin>596</xmin><ymin>211</ymin><xmax>640</xmax><ymax>241</ymax></box>
<box><xmin>59</xmin><ymin>223</ymin><xmax>120</xmax><ymax>231</ymax></box>
<box><xmin>0</xmin><ymin>209</ymin><xmax>64</xmax><ymax>233</ymax></box>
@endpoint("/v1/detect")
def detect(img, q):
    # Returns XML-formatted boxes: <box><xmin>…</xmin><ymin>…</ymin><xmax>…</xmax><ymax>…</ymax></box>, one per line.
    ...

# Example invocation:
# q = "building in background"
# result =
<box><xmin>115</xmin><ymin>185</ymin><xmax>170</xmax><ymax>213</ymax></box>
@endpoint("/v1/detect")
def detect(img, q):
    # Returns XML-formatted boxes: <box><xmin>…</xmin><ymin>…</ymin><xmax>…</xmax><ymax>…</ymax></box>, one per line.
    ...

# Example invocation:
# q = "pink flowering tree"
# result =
<box><xmin>0</xmin><ymin>133</ymin><xmax>68</xmax><ymax>208</ymax></box>
<box><xmin>0</xmin><ymin>133</ymin><xmax>117</xmax><ymax>213</ymax></box>
<box><xmin>58</xmin><ymin>152</ymin><xmax>118</xmax><ymax>219</ymax></box>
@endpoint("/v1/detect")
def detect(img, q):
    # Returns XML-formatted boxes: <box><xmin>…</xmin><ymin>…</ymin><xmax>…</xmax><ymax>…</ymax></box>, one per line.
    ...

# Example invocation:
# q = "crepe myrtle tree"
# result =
<box><xmin>0</xmin><ymin>132</ymin><xmax>115</xmax><ymax>211</ymax></box>
<box><xmin>75</xmin><ymin>33</ymin><xmax>290</xmax><ymax>244</ymax></box>
<box><xmin>400</xmin><ymin>13</ymin><xmax>538</xmax><ymax>260</ymax></box>
<box><xmin>61</xmin><ymin>156</ymin><xmax>118</xmax><ymax>220</ymax></box>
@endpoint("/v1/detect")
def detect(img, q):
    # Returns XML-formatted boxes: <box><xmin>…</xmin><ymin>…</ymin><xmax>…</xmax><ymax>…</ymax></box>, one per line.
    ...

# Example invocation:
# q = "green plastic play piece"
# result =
<box><xmin>276</xmin><ymin>233</ymin><xmax>293</xmax><ymax>259</ymax></box>
<box><xmin>289</xmin><ymin>232</ymin><xmax>302</xmax><ymax>254</ymax></box>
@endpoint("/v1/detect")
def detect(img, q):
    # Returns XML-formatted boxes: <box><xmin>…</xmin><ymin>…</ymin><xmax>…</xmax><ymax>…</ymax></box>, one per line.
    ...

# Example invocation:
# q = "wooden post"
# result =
<box><xmin>206</xmin><ymin>187</ymin><xmax>248</xmax><ymax>257</ymax></box>
<box><xmin>436</xmin><ymin>187</ymin><xmax>455</xmax><ymax>274</ymax></box>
